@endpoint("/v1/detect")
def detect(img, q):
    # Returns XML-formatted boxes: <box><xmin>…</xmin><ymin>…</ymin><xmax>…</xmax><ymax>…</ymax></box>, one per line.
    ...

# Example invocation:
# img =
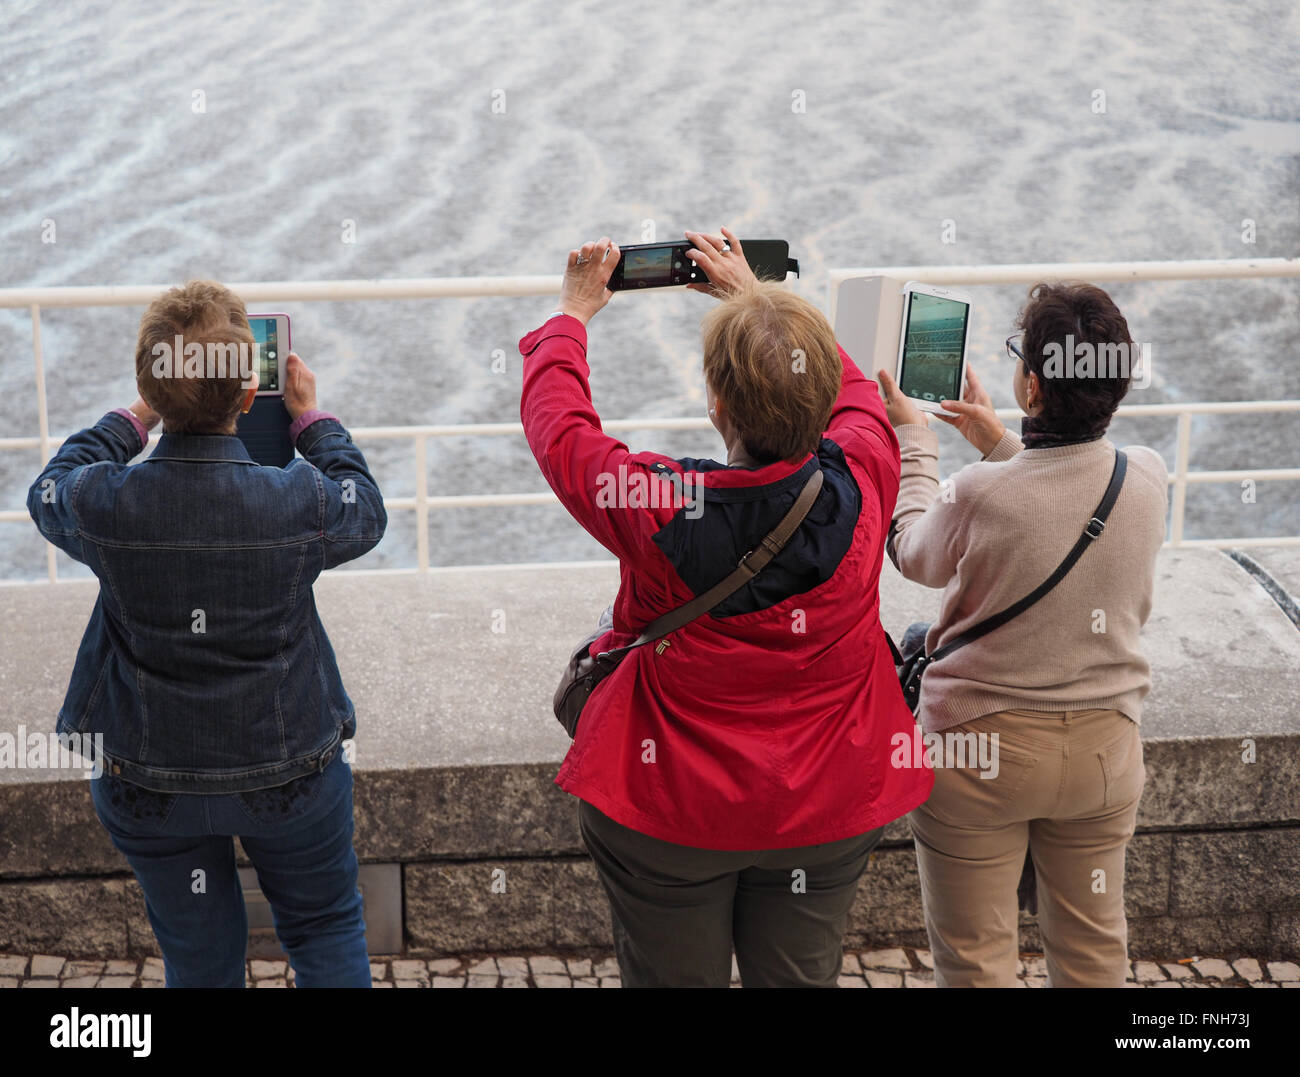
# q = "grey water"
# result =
<box><xmin>2</xmin><ymin>0</ymin><xmax>1298</xmax><ymax>579</ymax></box>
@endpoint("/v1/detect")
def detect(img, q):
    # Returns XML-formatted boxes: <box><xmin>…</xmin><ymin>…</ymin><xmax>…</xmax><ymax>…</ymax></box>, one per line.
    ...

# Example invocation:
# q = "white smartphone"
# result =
<box><xmin>246</xmin><ymin>313</ymin><xmax>290</xmax><ymax>395</ymax></box>
<box><xmin>895</xmin><ymin>282</ymin><xmax>971</xmax><ymax>414</ymax></box>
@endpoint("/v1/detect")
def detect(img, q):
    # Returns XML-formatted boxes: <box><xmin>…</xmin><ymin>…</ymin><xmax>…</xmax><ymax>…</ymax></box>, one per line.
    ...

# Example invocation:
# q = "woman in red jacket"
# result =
<box><xmin>519</xmin><ymin>229</ymin><xmax>932</xmax><ymax>987</ymax></box>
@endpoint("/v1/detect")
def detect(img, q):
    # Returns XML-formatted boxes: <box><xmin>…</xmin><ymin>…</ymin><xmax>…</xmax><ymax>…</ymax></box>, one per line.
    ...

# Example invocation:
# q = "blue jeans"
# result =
<box><xmin>92</xmin><ymin>751</ymin><xmax>370</xmax><ymax>988</ymax></box>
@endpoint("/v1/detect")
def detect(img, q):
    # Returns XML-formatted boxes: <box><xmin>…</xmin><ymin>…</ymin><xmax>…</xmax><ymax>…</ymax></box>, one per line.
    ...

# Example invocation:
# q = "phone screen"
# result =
<box><xmin>247</xmin><ymin>317</ymin><xmax>280</xmax><ymax>393</ymax></box>
<box><xmin>622</xmin><ymin>246</ymin><xmax>675</xmax><ymax>285</ymax></box>
<box><xmin>898</xmin><ymin>292</ymin><xmax>969</xmax><ymax>404</ymax></box>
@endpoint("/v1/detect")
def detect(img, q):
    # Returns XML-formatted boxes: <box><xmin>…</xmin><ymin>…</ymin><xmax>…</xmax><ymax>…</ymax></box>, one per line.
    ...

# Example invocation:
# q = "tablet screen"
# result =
<box><xmin>898</xmin><ymin>292</ymin><xmax>969</xmax><ymax>404</ymax></box>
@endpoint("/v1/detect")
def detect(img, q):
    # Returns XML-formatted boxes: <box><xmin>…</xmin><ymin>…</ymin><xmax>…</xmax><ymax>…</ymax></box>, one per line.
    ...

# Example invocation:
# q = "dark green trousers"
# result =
<box><xmin>578</xmin><ymin>799</ymin><xmax>884</xmax><ymax>988</ymax></box>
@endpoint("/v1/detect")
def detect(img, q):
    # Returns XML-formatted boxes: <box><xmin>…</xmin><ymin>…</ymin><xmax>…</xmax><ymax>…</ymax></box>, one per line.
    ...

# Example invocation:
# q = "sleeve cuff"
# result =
<box><xmin>289</xmin><ymin>409</ymin><xmax>340</xmax><ymax>443</ymax></box>
<box><xmin>982</xmin><ymin>427</ymin><xmax>1023</xmax><ymax>462</ymax></box>
<box><xmin>110</xmin><ymin>408</ymin><xmax>149</xmax><ymax>451</ymax></box>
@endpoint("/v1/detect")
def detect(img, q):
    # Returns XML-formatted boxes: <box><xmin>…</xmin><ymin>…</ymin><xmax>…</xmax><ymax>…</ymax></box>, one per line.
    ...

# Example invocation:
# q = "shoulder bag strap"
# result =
<box><xmin>927</xmin><ymin>448</ymin><xmax>1128</xmax><ymax>664</ymax></box>
<box><xmin>602</xmin><ymin>468</ymin><xmax>824</xmax><ymax>657</ymax></box>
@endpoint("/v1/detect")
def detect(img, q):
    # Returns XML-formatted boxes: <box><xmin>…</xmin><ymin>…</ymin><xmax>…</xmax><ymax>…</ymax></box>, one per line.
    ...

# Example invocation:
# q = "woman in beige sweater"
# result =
<box><xmin>877</xmin><ymin>281</ymin><xmax>1168</xmax><ymax>987</ymax></box>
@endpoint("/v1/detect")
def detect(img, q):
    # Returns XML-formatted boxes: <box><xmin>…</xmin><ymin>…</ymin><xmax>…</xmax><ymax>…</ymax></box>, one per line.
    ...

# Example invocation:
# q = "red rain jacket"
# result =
<box><xmin>520</xmin><ymin>313</ymin><xmax>932</xmax><ymax>849</ymax></box>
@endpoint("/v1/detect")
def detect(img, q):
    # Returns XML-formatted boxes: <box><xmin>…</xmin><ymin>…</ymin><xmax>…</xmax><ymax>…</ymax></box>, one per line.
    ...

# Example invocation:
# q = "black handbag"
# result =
<box><xmin>887</xmin><ymin>449</ymin><xmax>1127</xmax><ymax>714</ymax></box>
<box><xmin>553</xmin><ymin>469</ymin><xmax>824</xmax><ymax>738</ymax></box>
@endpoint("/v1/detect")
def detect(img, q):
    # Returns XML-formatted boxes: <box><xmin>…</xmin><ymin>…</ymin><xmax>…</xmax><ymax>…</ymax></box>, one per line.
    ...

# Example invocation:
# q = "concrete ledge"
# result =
<box><xmin>1</xmin><ymin>548</ymin><xmax>1298</xmax><ymax>957</ymax></box>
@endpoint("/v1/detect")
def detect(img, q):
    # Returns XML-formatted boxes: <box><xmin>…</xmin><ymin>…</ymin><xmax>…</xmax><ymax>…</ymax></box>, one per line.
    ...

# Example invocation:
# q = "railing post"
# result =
<box><xmin>31</xmin><ymin>304</ymin><xmax>57</xmax><ymax>582</ymax></box>
<box><xmin>1169</xmin><ymin>411</ymin><xmax>1193</xmax><ymax>546</ymax></box>
<box><xmin>415</xmin><ymin>434</ymin><xmax>429</xmax><ymax>573</ymax></box>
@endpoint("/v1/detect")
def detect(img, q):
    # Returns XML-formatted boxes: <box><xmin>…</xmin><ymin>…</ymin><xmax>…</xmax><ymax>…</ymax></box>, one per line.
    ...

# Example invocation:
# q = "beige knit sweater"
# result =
<box><xmin>890</xmin><ymin>424</ymin><xmax>1168</xmax><ymax>734</ymax></box>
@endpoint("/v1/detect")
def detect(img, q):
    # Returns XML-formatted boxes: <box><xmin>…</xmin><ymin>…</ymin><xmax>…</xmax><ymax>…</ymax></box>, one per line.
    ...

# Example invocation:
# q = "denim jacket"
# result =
<box><xmin>27</xmin><ymin>410</ymin><xmax>387</xmax><ymax>793</ymax></box>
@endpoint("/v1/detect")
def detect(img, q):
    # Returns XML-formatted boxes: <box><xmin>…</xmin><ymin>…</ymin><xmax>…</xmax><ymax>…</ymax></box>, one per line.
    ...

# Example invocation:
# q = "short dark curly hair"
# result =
<box><xmin>1016</xmin><ymin>281</ymin><xmax>1135</xmax><ymax>439</ymax></box>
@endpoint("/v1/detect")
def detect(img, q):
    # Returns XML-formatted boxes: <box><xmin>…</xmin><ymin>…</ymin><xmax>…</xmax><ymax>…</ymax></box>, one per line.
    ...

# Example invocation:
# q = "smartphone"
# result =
<box><xmin>246</xmin><ymin>313</ymin><xmax>289</xmax><ymax>395</ymax></box>
<box><xmin>895</xmin><ymin>283</ymin><xmax>972</xmax><ymax>414</ymax></box>
<box><xmin>607</xmin><ymin>239</ymin><xmax>797</xmax><ymax>291</ymax></box>
<box><xmin>238</xmin><ymin>313</ymin><xmax>293</xmax><ymax>467</ymax></box>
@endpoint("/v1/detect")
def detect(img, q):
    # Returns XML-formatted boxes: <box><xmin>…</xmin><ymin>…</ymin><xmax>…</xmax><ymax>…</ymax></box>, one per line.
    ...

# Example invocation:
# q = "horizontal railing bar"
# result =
<box><xmin>3</xmin><ymin>258</ymin><xmax>1297</xmax><ymax>310</ymax></box>
<box><xmin>828</xmin><ymin>257</ymin><xmax>1300</xmax><ymax>286</ymax></box>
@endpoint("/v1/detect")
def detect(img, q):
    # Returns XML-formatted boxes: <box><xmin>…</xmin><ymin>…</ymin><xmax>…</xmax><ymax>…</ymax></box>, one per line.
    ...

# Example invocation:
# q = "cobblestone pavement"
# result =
<box><xmin>3</xmin><ymin>949</ymin><xmax>1296</xmax><ymax>987</ymax></box>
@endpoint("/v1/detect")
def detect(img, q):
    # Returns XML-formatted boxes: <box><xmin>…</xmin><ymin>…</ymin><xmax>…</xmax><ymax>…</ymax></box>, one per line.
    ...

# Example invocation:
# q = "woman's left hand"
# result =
<box><xmin>876</xmin><ymin>369</ymin><xmax>929</xmax><ymax>428</ymax></box>
<box><xmin>558</xmin><ymin>237</ymin><xmax>620</xmax><ymax>325</ymax></box>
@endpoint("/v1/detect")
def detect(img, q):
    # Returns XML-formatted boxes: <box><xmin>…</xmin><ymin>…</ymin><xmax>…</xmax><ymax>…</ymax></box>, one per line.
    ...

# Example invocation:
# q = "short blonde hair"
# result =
<box><xmin>135</xmin><ymin>280</ymin><xmax>254</xmax><ymax>434</ymax></box>
<box><xmin>701</xmin><ymin>280</ymin><xmax>841</xmax><ymax>462</ymax></box>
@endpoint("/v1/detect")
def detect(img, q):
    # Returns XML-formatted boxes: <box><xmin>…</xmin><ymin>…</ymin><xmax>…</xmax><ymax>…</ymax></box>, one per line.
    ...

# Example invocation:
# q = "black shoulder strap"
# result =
<box><xmin>927</xmin><ymin>449</ymin><xmax>1127</xmax><ymax>664</ymax></box>
<box><xmin>601</xmin><ymin>469</ymin><xmax>824</xmax><ymax>658</ymax></box>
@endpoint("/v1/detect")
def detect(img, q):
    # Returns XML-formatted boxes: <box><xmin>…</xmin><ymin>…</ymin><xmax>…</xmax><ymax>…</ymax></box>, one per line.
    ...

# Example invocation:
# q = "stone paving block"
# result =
<box><xmin>104</xmin><ymin>960</ymin><xmax>138</xmax><ymax>976</ymax></box>
<box><xmin>369</xmin><ymin>962</ymin><xmax>388</xmax><ymax>981</ymax></box>
<box><xmin>60</xmin><ymin>976</ymin><xmax>100</xmax><ymax>988</ymax></box>
<box><xmin>467</xmin><ymin>974</ymin><xmax>498</xmax><ymax>988</ymax></box>
<box><xmin>1151</xmin><ymin>981</ymin><xmax>1184</xmax><ymax>988</ymax></box>
<box><xmin>864</xmin><ymin>970</ymin><xmax>902</xmax><ymax>988</ymax></box>
<box><xmin>598</xmin><ymin>977</ymin><xmax>620</xmax><ymax>988</ymax></box>
<box><xmin>573</xmin><ymin>978</ymin><xmax>598</xmax><ymax>988</ymax></box>
<box><xmin>249</xmin><ymin>960</ymin><xmax>286</xmax><ymax>979</ymax></box>
<box><xmin>860</xmin><ymin>948</ymin><xmax>911</xmax><ymax>970</ymax></box>
<box><xmin>1267</xmin><ymin>961</ymin><xmax>1300</xmax><ymax>981</ymax></box>
<box><xmin>1282</xmin><ymin>982</ymin><xmax>1300</xmax><ymax>988</ymax></box>
<box><xmin>837</xmin><ymin>975</ymin><xmax>867</xmax><ymax>988</ymax></box>
<box><xmin>497</xmin><ymin>956</ymin><xmax>530</xmax><ymax>977</ymax></box>
<box><xmin>465</xmin><ymin>958</ymin><xmax>496</xmax><ymax>976</ymax></box>
<box><xmin>1248</xmin><ymin>981</ymin><xmax>1278</xmax><ymax>988</ymax></box>
<box><xmin>0</xmin><ymin>956</ymin><xmax>28</xmax><ymax>976</ymax></box>
<box><xmin>903</xmin><ymin>972</ymin><xmax>934</xmax><ymax>988</ymax></box>
<box><xmin>1022</xmin><ymin>956</ymin><xmax>1047</xmax><ymax>978</ymax></box>
<box><xmin>529</xmin><ymin>955</ymin><xmax>567</xmax><ymax>975</ymax></box>
<box><xmin>534</xmin><ymin>973</ymin><xmax>571</xmax><ymax>988</ymax></box>
<box><xmin>391</xmin><ymin>959</ymin><xmax>428</xmax><ymax>979</ymax></box>
<box><xmin>1232</xmin><ymin>957</ymin><xmax>1262</xmax><ymax>981</ymax></box>
<box><xmin>567</xmin><ymin>958</ymin><xmax>592</xmax><ymax>977</ymax></box>
<box><xmin>431</xmin><ymin>976</ymin><xmax>463</xmax><ymax>988</ymax></box>
<box><xmin>257</xmin><ymin>979</ymin><xmax>287</xmax><ymax>988</ymax></box>
<box><xmin>427</xmin><ymin>958</ymin><xmax>461</xmax><ymax>975</ymax></box>
<box><xmin>1163</xmin><ymin>962</ymin><xmax>1194</xmax><ymax>979</ymax></box>
<box><xmin>915</xmin><ymin>949</ymin><xmax>934</xmax><ymax>970</ymax></box>
<box><xmin>394</xmin><ymin>979</ymin><xmax>424</xmax><ymax>988</ymax></box>
<box><xmin>1133</xmin><ymin>961</ymin><xmax>1166</xmax><ymax>981</ymax></box>
<box><xmin>136</xmin><ymin>957</ymin><xmax>163</xmax><ymax>980</ymax></box>
<box><xmin>97</xmin><ymin>976</ymin><xmax>134</xmax><ymax>988</ymax></box>
<box><xmin>65</xmin><ymin>961</ymin><xmax>105</xmax><ymax>978</ymax></box>
<box><xmin>0</xmin><ymin>977</ymin><xmax>19</xmax><ymax>988</ymax></box>
<box><xmin>372</xmin><ymin>982</ymin><xmax>393</xmax><ymax>988</ymax></box>
<box><xmin>593</xmin><ymin>958</ymin><xmax>619</xmax><ymax>978</ymax></box>
<box><xmin>22</xmin><ymin>979</ymin><xmax>59</xmax><ymax>987</ymax></box>
<box><xmin>31</xmin><ymin>956</ymin><xmax>66</xmax><ymax>978</ymax></box>
<box><xmin>1192</xmin><ymin>958</ymin><xmax>1235</xmax><ymax>980</ymax></box>
<box><xmin>1025</xmin><ymin>976</ymin><xmax>1047</xmax><ymax>988</ymax></box>
<box><xmin>502</xmin><ymin>976</ymin><xmax>530</xmax><ymax>988</ymax></box>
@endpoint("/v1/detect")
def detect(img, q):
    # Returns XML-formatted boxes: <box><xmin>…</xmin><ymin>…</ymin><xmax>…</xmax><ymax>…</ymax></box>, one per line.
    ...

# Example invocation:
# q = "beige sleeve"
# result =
<box><xmin>982</xmin><ymin>427</ymin><xmax>1024</xmax><ymax>462</ymax></box>
<box><xmin>888</xmin><ymin>424</ymin><xmax>967</xmax><ymax>588</ymax></box>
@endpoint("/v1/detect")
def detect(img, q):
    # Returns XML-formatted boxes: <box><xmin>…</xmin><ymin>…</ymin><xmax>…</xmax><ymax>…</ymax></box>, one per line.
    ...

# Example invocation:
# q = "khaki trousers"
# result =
<box><xmin>909</xmin><ymin>707</ymin><xmax>1144</xmax><ymax>988</ymax></box>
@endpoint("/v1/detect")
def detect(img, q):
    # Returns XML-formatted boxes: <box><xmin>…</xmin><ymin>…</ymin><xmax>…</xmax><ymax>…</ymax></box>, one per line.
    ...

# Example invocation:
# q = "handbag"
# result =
<box><xmin>887</xmin><ymin>449</ymin><xmax>1128</xmax><ymax>714</ymax></box>
<box><xmin>553</xmin><ymin>469</ymin><xmax>825</xmax><ymax>738</ymax></box>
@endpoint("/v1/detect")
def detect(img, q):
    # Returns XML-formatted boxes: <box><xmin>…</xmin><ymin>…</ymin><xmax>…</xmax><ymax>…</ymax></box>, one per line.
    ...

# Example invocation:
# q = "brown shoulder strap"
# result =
<box><xmin>606</xmin><ymin>469</ymin><xmax>825</xmax><ymax>656</ymax></box>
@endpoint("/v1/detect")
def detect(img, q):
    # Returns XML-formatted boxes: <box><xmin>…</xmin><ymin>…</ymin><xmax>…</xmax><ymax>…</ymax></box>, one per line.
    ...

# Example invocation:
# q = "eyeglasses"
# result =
<box><xmin>1005</xmin><ymin>334</ymin><xmax>1026</xmax><ymax>363</ymax></box>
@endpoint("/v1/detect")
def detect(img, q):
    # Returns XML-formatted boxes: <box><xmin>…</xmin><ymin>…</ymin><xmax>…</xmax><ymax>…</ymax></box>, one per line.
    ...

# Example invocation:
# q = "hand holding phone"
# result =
<box><xmin>558</xmin><ymin>237</ymin><xmax>620</xmax><ymax>325</ymax></box>
<box><xmin>284</xmin><ymin>352</ymin><xmax>318</xmax><ymax>421</ymax></box>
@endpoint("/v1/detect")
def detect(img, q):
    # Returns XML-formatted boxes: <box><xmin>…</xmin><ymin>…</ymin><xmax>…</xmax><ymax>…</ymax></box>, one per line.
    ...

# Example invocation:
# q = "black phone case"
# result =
<box><xmin>236</xmin><ymin>395</ymin><xmax>294</xmax><ymax>467</ymax></box>
<box><xmin>607</xmin><ymin>239</ymin><xmax>797</xmax><ymax>290</ymax></box>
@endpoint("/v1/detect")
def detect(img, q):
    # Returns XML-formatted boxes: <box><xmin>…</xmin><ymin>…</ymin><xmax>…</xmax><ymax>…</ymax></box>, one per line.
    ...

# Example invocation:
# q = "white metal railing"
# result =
<box><xmin>2</xmin><ymin>257</ymin><xmax>1298</xmax><ymax>583</ymax></box>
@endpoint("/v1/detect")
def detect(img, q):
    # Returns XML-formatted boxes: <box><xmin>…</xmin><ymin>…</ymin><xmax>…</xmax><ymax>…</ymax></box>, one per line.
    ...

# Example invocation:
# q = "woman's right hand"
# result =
<box><xmin>684</xmin><ymin>226</ymin><xmax>757</xmax><ymax>297</ymax></box>
<box><xmin>934</xmin><ymin>365</ymin><xmax>1007</xmax><ymax>456</ymax></box>
<box><xmin>558</xmin><ymin>237</ymin><xmax>620</xmax><ymax>325</ymax></box>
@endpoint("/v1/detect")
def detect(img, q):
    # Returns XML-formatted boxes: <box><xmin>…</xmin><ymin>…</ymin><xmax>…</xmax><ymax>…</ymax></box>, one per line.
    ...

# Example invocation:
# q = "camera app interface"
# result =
<box><xmin>899</xmin><ymin>293</ymin><xmax>969</xmax><ymax>403</ymax></box>
<box><xmin>248</xmin><ymin>317</ymin><xmax>279</xmax><ymax>392</ymax></box>
<box><xmin>623</xmin><ymin>246</ymin><xmax>674</xmax><ymax>285</ymax></box>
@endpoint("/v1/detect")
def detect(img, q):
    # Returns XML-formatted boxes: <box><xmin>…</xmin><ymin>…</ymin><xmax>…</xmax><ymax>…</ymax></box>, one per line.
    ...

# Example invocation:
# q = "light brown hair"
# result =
<box><xmin>135</xmin><ymin>280</ymin><xmax>254</xmax><ymax>434</ymax></box>
<box><xmin>701</xmin><ymin>280</ymin><xmax>841</xmax><ymax>462</ymax></box>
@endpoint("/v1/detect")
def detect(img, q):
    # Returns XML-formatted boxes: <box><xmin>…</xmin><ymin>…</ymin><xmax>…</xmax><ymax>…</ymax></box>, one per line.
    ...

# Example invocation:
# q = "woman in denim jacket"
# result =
<box><xmin>28</xmin><ymin>280</ymin><xmax>387</xmax><ymax>987</ymax></box>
